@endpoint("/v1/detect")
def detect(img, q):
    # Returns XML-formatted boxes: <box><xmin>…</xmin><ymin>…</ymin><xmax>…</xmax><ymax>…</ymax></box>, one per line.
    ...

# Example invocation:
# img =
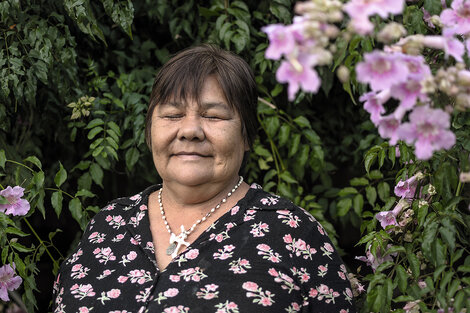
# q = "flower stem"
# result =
<box><xmin>6</xmin><ymin>160</ymin><xmax>34</xmax><ymax>172</ymax></box>
<box><xmin>23</xmin><ymin>218</ymin><xmax>58</xmax><ymax>267</ymax></box>
<box><xmin>45</xmin><ymin>187</ymin><xmax>75</xmax><ymax>199</ymax></box>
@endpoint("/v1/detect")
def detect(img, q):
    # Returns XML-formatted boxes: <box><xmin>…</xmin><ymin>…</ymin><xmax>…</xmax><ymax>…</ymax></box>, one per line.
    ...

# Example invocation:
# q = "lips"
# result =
<box><xmin>172</xmin><ymin>151</ymin><xmax>210</xmax><ymax>157</ymax></box>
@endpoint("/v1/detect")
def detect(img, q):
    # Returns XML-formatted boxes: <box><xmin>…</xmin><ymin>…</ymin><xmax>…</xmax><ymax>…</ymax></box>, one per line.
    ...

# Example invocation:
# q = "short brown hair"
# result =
<box><xmin>145</xmin><ymin>44</ymin><xmax>258</xmax><ymax>148</ymax></box>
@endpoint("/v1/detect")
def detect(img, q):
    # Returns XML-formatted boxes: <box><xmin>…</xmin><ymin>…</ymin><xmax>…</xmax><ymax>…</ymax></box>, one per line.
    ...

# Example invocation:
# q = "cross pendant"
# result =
<box><xmin>167</xmin><ymin>225</ymin><xmax>190</xmax><ymax>258</ymax></box>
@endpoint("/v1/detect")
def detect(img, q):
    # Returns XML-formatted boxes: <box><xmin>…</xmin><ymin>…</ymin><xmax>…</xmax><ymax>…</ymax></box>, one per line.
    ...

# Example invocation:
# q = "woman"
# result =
<box><xmin>53</xmin><ymin>45</ymin><xmax>355</xmax><ymax>313</ymax></box>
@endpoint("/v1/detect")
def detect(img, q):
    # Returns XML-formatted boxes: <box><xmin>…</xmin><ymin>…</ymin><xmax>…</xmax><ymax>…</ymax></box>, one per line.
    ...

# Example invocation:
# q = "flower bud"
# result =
<box><xmin>418</xmin><ymin>200</ymin><xmax>428</xmax><ymax>208</ymax></box>
<box><xmin>430</xmin><ymin>15</ymin><xmax>442</xmax><ymax>27</ymax></box>
<box><xmin>460</xmin><ymin>172</ymin><xmax>470</xmax><ymax>183</ymax></box>
<box><xmin>457</xmin><ymin>70</ymin><xmax>470</xmax><ymax>87</ymax></box>
<box><xmin>427</xmin><ymin>184</ymin><xmax>436</xmax><ymax>196</ymax></box>
<box><xmin>377</xmin><ymin>22</ymin><xmax>407</xmax><ymax>44</ymax></box>
<box><xmin>337</xmin><ymin>65</ymin><xmax>350</xmax><ymax>83</ymax></box>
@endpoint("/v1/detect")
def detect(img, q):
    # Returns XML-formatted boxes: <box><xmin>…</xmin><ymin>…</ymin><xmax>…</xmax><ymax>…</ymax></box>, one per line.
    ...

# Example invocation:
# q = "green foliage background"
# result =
<box><xmin>0</xmin><ymin>0</ymin><xmax>469</xmax><ymax>312</ymax></box>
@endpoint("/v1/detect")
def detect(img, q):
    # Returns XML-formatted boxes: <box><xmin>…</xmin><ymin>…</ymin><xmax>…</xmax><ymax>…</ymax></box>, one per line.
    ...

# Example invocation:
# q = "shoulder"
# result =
<box><xmin>94</xmin><ymin>185</ymin><xmax>159</xmax><ymax>215</ymax></box>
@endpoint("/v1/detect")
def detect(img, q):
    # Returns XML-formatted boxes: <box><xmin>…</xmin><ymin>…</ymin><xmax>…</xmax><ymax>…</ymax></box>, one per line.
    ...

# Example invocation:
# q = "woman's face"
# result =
<box><xmin>150</xmin><ymin>75</ymin><xmax>248</xmax><ymax>187</ymax></box>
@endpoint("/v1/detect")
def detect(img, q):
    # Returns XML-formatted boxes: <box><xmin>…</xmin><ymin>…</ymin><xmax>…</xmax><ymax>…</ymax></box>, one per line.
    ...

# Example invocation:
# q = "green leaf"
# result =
<box><xmin>350</xmin><ymin>177</ymin><xmax>369</xmax><ymax>186</ymax></box>
<box><xmin>68</xmin><ymin>198</ymin><xmax>83</xmax><ymax>225</ymax></box>
<box><xmin>280</xmin><ymin>171</ymin><xmax>297</xmax><ymax>184</ymax></box>
<box><xmin>396</xmin><ymin>265</ymin><xmax>408</xmax><ymax>293</ymax></box>
<box><xmin>10</xmin><ymin>241</ymin><xmax>34</xmax><ymax>252</ymax></box>
<box><xmin>422</xmin><ymin>220</ymin><xmax>439</xmax><ymax>261</ymax></box>
<box><xmin>89</xmin><ymin>163</ymin><xmax>103</xmax><ymax>187</ymax></box>
<box><xmin>417</xmin><ymin>203</ymin><xmax>428</xmax><ymax>227</ymax></box>
<box><xmin>0</xmin><ymin>149</ymin><xmax>5</xmax><ymax>169</ymax></box>
<box><xmin>433</xmin><ymin>264</ymin><xmax>447</xmax><ymax>281</ymax></box>
<box><xmin>33</xmin><ymin>171</ymin><xmax>45</xmax><ymax>189</ymax></box>
<box><xmin>51</xmin><ymin>191</ymin><xmax>63</xmax><ymax>218</ymax></box>
<box><xmin>1</xmin><ymin>245</ymin><xmax>8</xmax><ymax>264</ymax></box>
<box><xmin>278</xmin><ymin>124</ymin><xmax>290</xmax><ymax>147</ymax></box>
<box><xmin>265</xmin><ymin>116</ymin><xmax>280</xmax><ymax>138</ymax></box>
<box><xmin>353</xmin><ymin>194</ymin><xmax>364</xmax><ymax>215</ymax></box>
<box><xmin>75</xmin><ymin>189</ymin><xmax>96</xmax><ymax>198</ymax></box>
<box><xmin>125</xmin><ymin>147</ymin><xmax>140</xmax><ymax>170</ymax></box>
<box><xmin>88</xmin><ymin>126</ymin><xmax>103</xmax><ymax>140</ymax></box>
<box><xmin>439</xmin><ymin>217</ymin><xmax>456</xmax><ymax>251</ymax></box>
<box><xmin>364</xmin><ymin>151</ymin><xmax>377</xmax><ymax>174</ymax></box>
<box><xmin>407</xmin><ymin>251</ymin><xmax>420</xmax><ymax>278</ymax></box>
<box><xmin>377</xmin><ymin>182</ymin><xmax>390</xmax><ymax>202</ymax></box>
<box><xmin>337</xmin><ymin>198</ymin><xmax>352</xmax><ymax>216</ymax></box>
<box><xmin>5</xmin><ymin>227</ymin><xmax>29</xmax><ymax>237</ymax></box>
<box><xmin>54</xmin><ymin>162</ymin><xmax>67</xmax><ymax>188</ymax></box>
<box><xmin>23</xmin><ymin>156</ymin><xmax>42</xmax><ymax>169</ymax></box>
<box><xmin>86</xmin><ymin>118</ymin><xmax>104</xmax><ymax>129</ymax></box>
<box><xmin>288</xmin><ymin>134</ymin><xmax>301</xmax><ymax>157</ymax></box>
<box><xmin>293</xmin><ymin>116</ymin><xmax>311</xmax><ymax>128</ymax></box>
<box><xmin>424</xmin><ymin>0</ymin><xmax>442</xmax><ymax>15</ymax></box>
<box><xmin>338</xmin><ymin>187</ymin><xmax>358</xmax><ymax>197</ymax></box>
<box><xmin>365</xmin><ymin>186</ymin><xmax>377</xmax><ymax>206</ymax></box>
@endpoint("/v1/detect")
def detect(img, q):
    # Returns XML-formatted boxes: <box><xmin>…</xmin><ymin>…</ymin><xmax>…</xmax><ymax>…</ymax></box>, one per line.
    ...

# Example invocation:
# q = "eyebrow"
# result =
<box><xmin>160</xmin><ymin>101</ymin><xmax>231</xmax><ymax>111</ymax></box>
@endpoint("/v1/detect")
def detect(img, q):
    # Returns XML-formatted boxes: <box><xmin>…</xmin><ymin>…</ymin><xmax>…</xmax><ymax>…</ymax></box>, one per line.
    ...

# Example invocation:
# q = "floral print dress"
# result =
<box><xmin>53</xmin><ymin>183</ymin><xmax>356</xmax><ymax>313</ymax></box>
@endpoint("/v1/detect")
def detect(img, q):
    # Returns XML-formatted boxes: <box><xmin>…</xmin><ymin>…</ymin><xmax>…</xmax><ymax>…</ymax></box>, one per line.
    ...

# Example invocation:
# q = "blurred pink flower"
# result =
<box><xmin>440</xmin><ymin>0</ymin><xmax>470</xmax><ymax>36</ymax></box>
<box><xmin>0</xmin><ymin>186</ymin><xmax>30</xmax><ymax>216</ymax></box>
<box><xmin>398</xmin><ymin>106</ymin><xmax>456</xmax><ymax>160</ymax></box>
<box><xmin>392</xmin><ymin>78</ymin><xmax>429</xmax><ymax>119</ymax></box>
<box><xmin>355</xmin><ymin>246</ymin><xmax>394</xmax><ymax>272</ymax></box>
<box><xmin>360</xmin><ymin>89</ymin><xmax>390</xmax><ymax>125</ymax></box>
<box><xmin>344</xmin><ymin>0</ymin><xmax>404</xmax><ymax>34</ymax></box>
<box><xmin>377</xmin><ymin>114</ymin><xmax>401</xmax><ymax>145</ymax></box>
<box><xmin>421</xmin><ymin>35</ymin><xmax>465</xmax><ymax>62</ymax></box>
<box><xmin>375</xmin><ymin>199</ymin><xmax>409</xmax><ymax>229</ymax></box>
<box><xmin>356</xmin><ymin>51</ymin><xmax>409</xmax><ymax>91</ymax></box>
<box><xmin>0</xmin><ymin>263</ymin><xmax>22</xmax><ymax>301</ymax></box>
<box><xmin>262</xmin><ymin>24</ymin><xmax>297</xmax><ymax>60</ymax></box>
<box><xmin>276</xmin><ymin>53</ymin><xmax>320</xmax><ymax>101</ymax></box>
<box><xmin>394</xmin><ymin>174</ymin><xmax>419</xmax><ymax>199</ymax></box>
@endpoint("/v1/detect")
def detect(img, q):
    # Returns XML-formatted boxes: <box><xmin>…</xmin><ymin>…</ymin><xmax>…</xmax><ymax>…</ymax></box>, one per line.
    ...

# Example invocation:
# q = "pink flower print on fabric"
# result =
<box><xmin>105</xmin><ymin>215</ymin><xmax>126</xmax><ymax>229</ymax></box>
<box><xmin>284</xmin><ymin>235</ymin><xmax>317</xmax><ymax>260</ymax></box>
<box><xmin>163</xmin><ymin>305</ymin><xmax>189</xmax><ymax>313</ymax></box>
<box><xmin>262</xmin><ymin>24</ymin><xmax>297</xmax><ymax>60</ymax></box>
<box><xmin>230</xmin><ymin>206</ymin><xmax>239</xmax><ymax>215</ymax></box>
<box><xmin>88</xmin><ymin>231</ymin><xmax>106</xmax><ymax>244</ymax></box>
<box><xmin>70</xmin><ymin>284</ymin><xmax>96</xmax><ymax>300</ymax></box>
<box><xmin>242</xmin><ymin>282</ymin><xmax>275</xmax><ymax>307</ymax></box>
<box><xmin>250</xmin><ymin>222</ymin><xmax>269</xmax><ymax>237</ymax></box>
<box><xmin>268</xmin><ymin>268</ymin><xmax>300</xmax><ymax>294</ymax></box>
<box><xmin>309</xmin><ymin>283</ymin><xmax>341</xmax><ymax>304</ymax></box>
<box><xmin>291</xmin><ymin>266</ymin><xmax>311</xmax><ymax>283</ymax></box>
<box><xmin>276</xmin><ymin>53</ymin><xmax>321</xmax><ymax>101</ymax></box>
<box><xmin>356</xmin><ymin>51</ymin><xmax>409</xmax><ymax>91</ymax></box>
<box><xmin>256</xmin><ymin>244</ymin><xmax>282</xmax><ymax>263</ymax></box>
<box><xmin>70</xmin><ymin>263</ymin><xmax>90</xmax><ymax>279</ymax></box>
<box><xmin>398</xmin><ymin>105</ymin><xmax>456</xmax><ymax>160</ymax></box>
<box><xmin>261</xmin><ymin>196</ymin><xmax>279</xmax><ymax>206</ymax></box>
<box><xmin>229</xmin><ymin>258</ymin><xmax>251</xmax><ymax>274</ymax></box>
<box><xmin>215</xmin><ymin>300</ymin><xmax>239</xmax><ymax>313</ymax></box>
<box><xmin>0</xmin><ymin>186</ymin><xmax>30</xmax><ymax>216</ymax></box>
<box><xmin>185</xmin><ymin>249</ymin><xmax>199</xmax><ymax>260</ymax></box>
<box><xmin>0</xmin><ymin>263</ymin><xmax>22</xmax><ymax>301</ymax></box>
<box><xmin>93</xmin><ymin>247</ymin><xmax>117</xmax><ymax>264</ymax></box>
<box><xmin>276</xmin><ymin>210</ymin><xmax>301</xmax><ymax>228</ymax></box>
<box><xmin>213</xmin><ymin>245</ymin><xmax>236</xmax><ymax>260</ymax></box>
<box><xmin>196</xmin><ymin>284</ymin><xmax>219</xmax><ymax>300</ymax></box>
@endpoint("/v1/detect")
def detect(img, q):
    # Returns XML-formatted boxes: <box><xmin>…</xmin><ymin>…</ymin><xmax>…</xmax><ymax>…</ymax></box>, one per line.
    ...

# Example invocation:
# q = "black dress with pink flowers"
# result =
<box><xmin>52</xmin><ymin>184</ymin><xmax>356</xmax><ymax>313</ymax></box>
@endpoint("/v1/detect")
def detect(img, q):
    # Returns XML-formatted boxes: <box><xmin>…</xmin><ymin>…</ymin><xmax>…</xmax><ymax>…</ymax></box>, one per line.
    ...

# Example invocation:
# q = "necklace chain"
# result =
<box><xmin>158</xmin><ymin>176</ymin><xmax>243</xmax><ymax>257</ymax></box>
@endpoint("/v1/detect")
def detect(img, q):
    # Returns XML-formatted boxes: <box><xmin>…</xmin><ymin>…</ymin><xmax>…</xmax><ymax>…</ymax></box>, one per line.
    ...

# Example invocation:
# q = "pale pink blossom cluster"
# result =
<box><xmin>0</xmin><ymin>186</ymin><xmax>30</xmax><ymax>216</ymax></box>
<box><xmin>262</xmin><ymin>0</ymin><xmax>343</xmax><ymax>100</ymax></box>
<box><xmin>0</xmin><ymin>263</ymin><xmax>22</xmax><ymax>301</ymax></box>
<box><xmin>263</xmin><ymin>0</ymin><xmax>470</xmax><ymax>160</ymax></box>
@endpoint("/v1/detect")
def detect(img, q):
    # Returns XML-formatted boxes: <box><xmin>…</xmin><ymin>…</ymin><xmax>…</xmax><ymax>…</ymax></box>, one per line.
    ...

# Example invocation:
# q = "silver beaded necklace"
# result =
<box><xmin>158</xmin><ymin>176</ymin><xmax>244</xmax><ymax>258</ymax></box>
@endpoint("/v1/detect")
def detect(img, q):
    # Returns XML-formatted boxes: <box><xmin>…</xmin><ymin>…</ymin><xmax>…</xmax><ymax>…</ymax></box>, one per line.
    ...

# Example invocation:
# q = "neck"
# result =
<box><xmin>160</xmin><ymin>176</ymin><xmax>245</xmax><ymax>214</ymax></box>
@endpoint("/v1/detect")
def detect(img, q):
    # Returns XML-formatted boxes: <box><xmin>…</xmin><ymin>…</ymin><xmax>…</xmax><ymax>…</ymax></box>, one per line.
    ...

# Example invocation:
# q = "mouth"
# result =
<box><xmin>172</xmin><ymin>152</ymin><xmax>210</xmax><ymax>157</ymax></box>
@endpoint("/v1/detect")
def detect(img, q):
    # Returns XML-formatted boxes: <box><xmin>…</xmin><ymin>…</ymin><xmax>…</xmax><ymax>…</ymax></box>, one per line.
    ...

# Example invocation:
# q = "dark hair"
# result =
<box><xmin>145</xmin><ymin>44</ymin><xmax>258</xmax><ymax>148</ymax></box>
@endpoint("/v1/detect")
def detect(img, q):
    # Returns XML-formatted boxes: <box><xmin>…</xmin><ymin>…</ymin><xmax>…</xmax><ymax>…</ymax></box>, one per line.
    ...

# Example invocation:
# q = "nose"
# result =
<box><xmin>177</xmin><ymin>115</ymin><xmax>205</xmax><ymax>141</ymax></box>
